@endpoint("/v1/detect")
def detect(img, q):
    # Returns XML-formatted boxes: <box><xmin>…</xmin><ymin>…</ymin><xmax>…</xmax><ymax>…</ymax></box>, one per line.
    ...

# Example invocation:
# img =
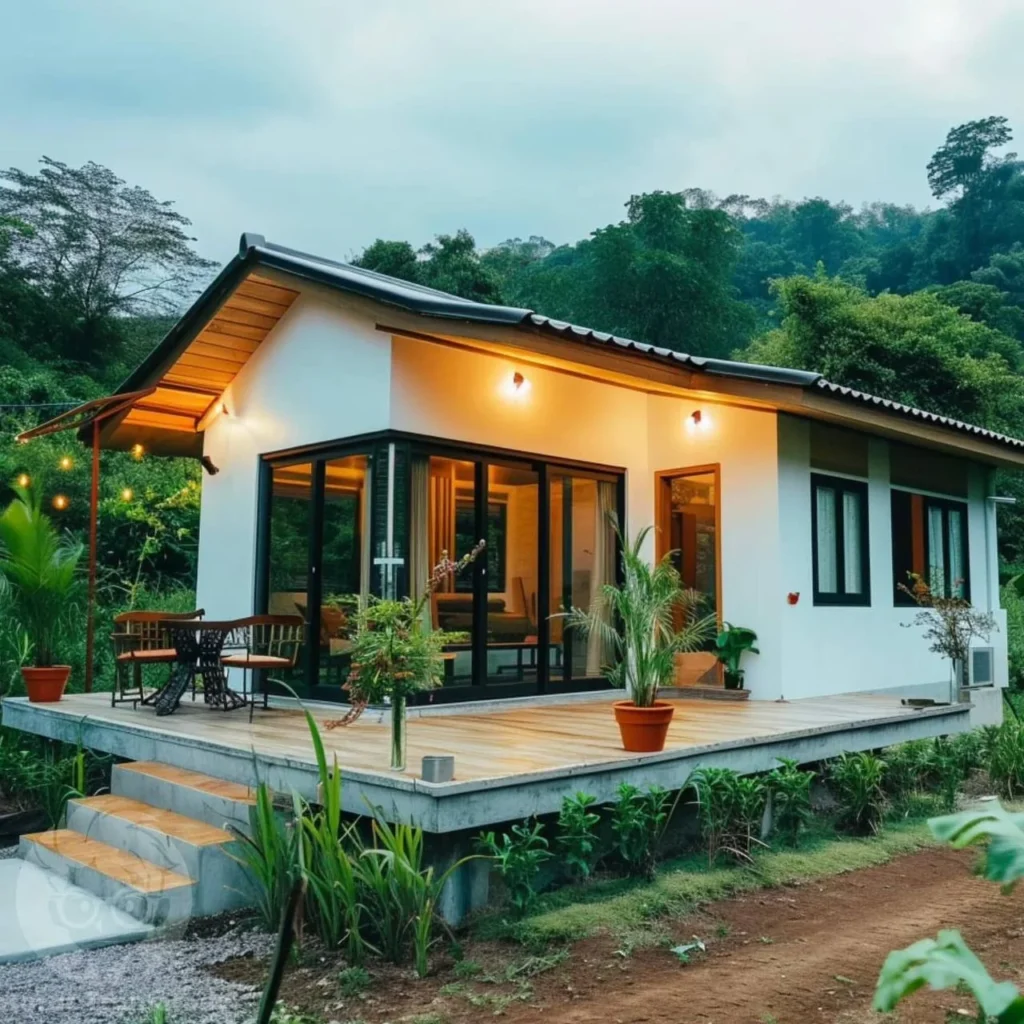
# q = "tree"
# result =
<box><xmin>741</xmin><ymin>273</ymin><xmax>1024</xmax><ymax>435</ymax></box>
<box><xmin>355</xmin><ymin>239</ymin><xmax>420</xmax><ymax>282</ymax></box>
<box><xmin>927</xmin><ymin>116</ymin><xmax>1014</xmax><ymax>201</ymax></box>
<box><xmin>0</xmin><ymin>157</ymin><xmax>215</xmax><ymax>366</ymax></box>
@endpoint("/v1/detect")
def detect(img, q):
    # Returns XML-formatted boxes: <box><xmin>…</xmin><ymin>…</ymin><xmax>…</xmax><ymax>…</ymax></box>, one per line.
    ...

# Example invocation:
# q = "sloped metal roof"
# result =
<box><xmin>110</xmin><ymin>232</ymin><xmax>1024</xmax><ymax>458</ymax></box>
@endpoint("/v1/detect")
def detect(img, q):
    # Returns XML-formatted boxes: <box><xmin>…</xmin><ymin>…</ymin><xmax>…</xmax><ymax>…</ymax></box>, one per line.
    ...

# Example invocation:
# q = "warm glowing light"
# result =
<box><xmin>131</xmin><ymin>443</ymin><xmax>145</xmax><ymax>460</ymax></box>
<box><xmin>685</xmin><ymin>409</ymin><xmax>711</xmax><ymax>434</ymax></box>
<box><xmin>52</xmin><ymin>494</ymin><xmax>68</xmax><ymax>511</ymax></box>
<box><xmin>59</xmin><ymin>455</ymin><xmax>73</xmax><ymax>470</ymax></box>
<box><xmin>121</xmin><ymin>487</ymin><xmax>134</xmax><ymax>502</ymax></box>
<box><xmin>16</xmin><ymin>473</ymin><xmax>30</xmax><ymax>488</ymax></box>
<box><xmin>502</xmin><ymin>370</ymin><xmax>531</xmax><ymax>399</ymax></box>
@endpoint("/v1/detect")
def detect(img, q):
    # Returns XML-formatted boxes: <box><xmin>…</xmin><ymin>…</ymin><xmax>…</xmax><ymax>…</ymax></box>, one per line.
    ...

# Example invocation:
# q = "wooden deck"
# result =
<box><xmin>3</xmin><ymin>692</ymin><xmax>969</xmax><ymax>833</ymax></box>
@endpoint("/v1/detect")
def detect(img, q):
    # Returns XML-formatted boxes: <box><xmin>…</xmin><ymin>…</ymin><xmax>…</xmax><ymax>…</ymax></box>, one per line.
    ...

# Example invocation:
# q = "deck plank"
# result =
<box><xmin>38</xmin><ymin>692</ymin><xmax>947</xmax><ymax>783</ymax></box>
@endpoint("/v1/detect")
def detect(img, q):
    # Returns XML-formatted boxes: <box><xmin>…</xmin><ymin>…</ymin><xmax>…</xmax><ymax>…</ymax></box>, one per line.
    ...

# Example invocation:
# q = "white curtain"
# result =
<box><xmin>842</xmin><ymin>491</ymin><xmax>862</xmax><ymax>595</ymax></box>
<box><xmin>948</xmin><ymin>508</ymin><xmax>964</xmax><ymax>598</ymax></box>
<box><xmin>410</xmin><ymin>457</ymin><xmax>431</xmax><ymax>627</ymax></box>
<box><xmin>429</xmin><ymin>462</ymin><xmax>457</xmax><ymax>592</ymax></box>
<box><xmin>928</xmin><ymin>505</ymin><xmax>946</xmax><ymax>595</ymax></box>
<box><xmin>586</xmin><ymin>482</ymin><xmax>618</xmax><ymax>677</ymax></box>
<box><xmin>358</xmin><ymin>464</ymin><xmax>372</xmax><ymax>605</ymax></box>
<box><xmin>815</xmin><ymin>486</ymin><xmax>837</xmax><ymax>593</ymax></box>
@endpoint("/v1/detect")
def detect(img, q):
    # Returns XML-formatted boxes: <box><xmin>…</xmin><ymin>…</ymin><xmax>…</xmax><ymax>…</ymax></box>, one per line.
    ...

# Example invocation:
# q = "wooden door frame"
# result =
<box><xmin>654</xmin><ymin>463</ymin><xmax>723</xmax><ymax>623</ymax></box>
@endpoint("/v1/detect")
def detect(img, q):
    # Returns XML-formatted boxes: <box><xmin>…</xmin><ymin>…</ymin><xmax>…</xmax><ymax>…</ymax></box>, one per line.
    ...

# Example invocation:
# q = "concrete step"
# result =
<box><xmin>65</xmin><ymin>795</ymin><xmax>253</xmax><ymax>916</ymax></box>
<box><xmin>111</xmin><ymin>761</ymin><xmax>255</xmax><ymax>833</ymax></box>
<box><xmin>19</xmin><ymin>830</ymin><xmax>196</xmax><ymax>926</ymax></box>
<box><xmin>0</xmin><ymin>859</ymin><xmax>154</xmax><ymax>965</ymax></box>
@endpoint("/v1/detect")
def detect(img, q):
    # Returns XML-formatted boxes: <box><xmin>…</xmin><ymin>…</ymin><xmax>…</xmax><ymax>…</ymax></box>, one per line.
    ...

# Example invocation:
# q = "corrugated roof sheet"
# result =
<box><xmin>117</xmin><ymin>233</ymin><xmax>1024</xmax><ymax>457</ymax></box>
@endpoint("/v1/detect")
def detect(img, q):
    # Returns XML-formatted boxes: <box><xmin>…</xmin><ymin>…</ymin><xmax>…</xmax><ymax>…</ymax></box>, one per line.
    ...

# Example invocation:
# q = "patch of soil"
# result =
<box><xmin>211</xmin><ymin>846</ymin><xmax>1024</xmax><ymax>1023</ymax></box>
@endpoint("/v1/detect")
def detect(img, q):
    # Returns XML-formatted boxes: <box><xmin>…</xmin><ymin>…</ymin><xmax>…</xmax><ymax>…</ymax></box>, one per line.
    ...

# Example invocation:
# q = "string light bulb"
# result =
<box><xmin>131</xmin><ymin>443</ymin><xmax>145</xmax><ymax>460</ymax></box>
<box><xmin>52</xmin><ymin>494</ymin><xmax>68</xmax><ymax>511</ymax></box>
<box><xmin>59</xmin><ymin>455</ymin><xmax>73</xmax><ymax>470</ymax></box>
<box><xmin>16</xmin><ymin>473</ymin><xmax>30</xmax><ymax>488</ymax></box>
<box><xmin>121</xmin><ymin>487</ymin><xmax>134</xmax><ymax>502</ymax></box>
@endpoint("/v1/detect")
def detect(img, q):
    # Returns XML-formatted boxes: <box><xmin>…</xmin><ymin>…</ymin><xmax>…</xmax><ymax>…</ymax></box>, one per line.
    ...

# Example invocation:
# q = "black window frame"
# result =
<box><xmin>810</xmin><ymin>472</ymin><xmax>871</xmax><ymax>607</ymax></box>
<box><xmin>455</xmin><ymin>499</ymin><xmax>507</xmax><ymax>593</ymax></box>
<box><xmin>891</xmin><ymin>489</ymin><xmax>971</xmax><ymax>606</ymax></box>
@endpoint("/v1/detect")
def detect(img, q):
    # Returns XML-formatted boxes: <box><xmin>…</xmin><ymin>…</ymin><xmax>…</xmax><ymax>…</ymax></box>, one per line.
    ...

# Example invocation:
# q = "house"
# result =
<box><xmin>79</xmin><ymin>232</ymin><xmax>1021</xmax><ymax>715</ymax></box>
<box><xmin>8</xmin><ymin>230</ymin><xmax>1023</xmax><ymax>930</ymax></box>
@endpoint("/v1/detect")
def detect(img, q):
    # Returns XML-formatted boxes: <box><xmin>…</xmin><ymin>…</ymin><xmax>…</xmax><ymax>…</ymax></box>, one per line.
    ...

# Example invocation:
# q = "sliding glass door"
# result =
<box><xmin>259</xmin><ymin>434</ymin><xmax>623</xmax><ymax>702</ymax></box>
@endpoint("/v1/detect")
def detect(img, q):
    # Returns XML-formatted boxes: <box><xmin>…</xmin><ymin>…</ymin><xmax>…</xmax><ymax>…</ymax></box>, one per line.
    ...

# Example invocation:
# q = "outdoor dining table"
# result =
<box><xmin>151</xmin><ymin>618</ymin><xmax>249</xmax><ymax>716</ymax></box>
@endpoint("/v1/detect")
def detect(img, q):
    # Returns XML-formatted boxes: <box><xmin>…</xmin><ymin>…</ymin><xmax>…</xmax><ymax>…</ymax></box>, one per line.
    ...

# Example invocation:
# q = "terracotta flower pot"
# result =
<box><xmin>22</xmin><ymin>665</ymin><xmax>71</xmax><ymax>703</ymax></box>
<box><xmin>613</xmin><ymin>700</ymin><xmax>675</xmax><ymax>753</ymax></box>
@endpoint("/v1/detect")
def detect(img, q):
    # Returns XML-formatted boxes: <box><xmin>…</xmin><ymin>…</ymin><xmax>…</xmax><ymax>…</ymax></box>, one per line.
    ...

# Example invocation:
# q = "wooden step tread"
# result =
<box><xmin>24</xmin><ymin>830</ymin><xmax>195</xmax><ymax>893</ymax></box>
<box><xmin>117</xmin><ymin>761</ymin><xmax>255</xmax><ymax>804</ymax></box>
<box><xmin>71</xmin><ymin>795</ymin><xmax>235</xmax><ymax>847</ymax></box>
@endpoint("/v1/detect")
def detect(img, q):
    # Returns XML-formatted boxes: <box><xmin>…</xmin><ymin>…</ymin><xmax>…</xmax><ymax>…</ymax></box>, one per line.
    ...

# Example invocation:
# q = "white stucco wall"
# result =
<box><xmin>775</xmin><ymin>414</ymin><xmax>1007</xmax><ymax>701</ymax></box>
<box><xmin>192</xmin><ymin>295</ymin><xmax>1009</xmax><ymax>706</ymax></box>
<box><xmin>195</xmin><ymin>291</ymin><xmax>392</xmax><ymax>618</ymax></box>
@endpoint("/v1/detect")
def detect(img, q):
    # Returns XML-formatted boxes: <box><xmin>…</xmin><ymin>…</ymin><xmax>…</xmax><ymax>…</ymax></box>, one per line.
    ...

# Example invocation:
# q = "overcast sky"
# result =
<box><xmin>5</xmin><ymin>0</ymin><xmax>1024</xmax><ymax>264</ymax></box>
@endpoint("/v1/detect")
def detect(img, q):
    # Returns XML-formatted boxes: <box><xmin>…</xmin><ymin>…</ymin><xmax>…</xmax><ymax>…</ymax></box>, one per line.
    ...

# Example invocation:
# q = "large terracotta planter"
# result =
<box><xmin>22</xmin><ymin>666</ymin><xmax>71</xmax><ymax>703</ymax></box>
<box><xmin>613</xmin><ymin>700</ymin><xmax>675</xmax><ymax>753</ymax></box>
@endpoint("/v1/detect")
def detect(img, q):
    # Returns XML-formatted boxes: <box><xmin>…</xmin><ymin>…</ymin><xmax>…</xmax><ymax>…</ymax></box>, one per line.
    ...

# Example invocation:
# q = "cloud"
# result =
<box><xmin>3</xmin><ymin>0</ymin><xmax>1023</xmax><ymax>268</ymax></box>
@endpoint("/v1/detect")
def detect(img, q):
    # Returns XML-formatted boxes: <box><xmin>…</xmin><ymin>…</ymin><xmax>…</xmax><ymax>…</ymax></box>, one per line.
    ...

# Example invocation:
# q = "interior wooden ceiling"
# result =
<box><xmin>117</xmin><ymin>273</ymin><xmax>300</xmax><ymax>437</ymax></box>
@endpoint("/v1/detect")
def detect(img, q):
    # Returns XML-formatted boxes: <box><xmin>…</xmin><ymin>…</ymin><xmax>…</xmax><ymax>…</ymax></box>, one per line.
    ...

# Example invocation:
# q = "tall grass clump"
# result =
<box><xmin>829</xmin><ymin>751</ymin><xmax>887</xmax><ymax>834</ymax></box>
<box><xmin>691</xmin><ymin>767</ymin><xmax>766</xmax><ymax>864</ymax></box>
<box><xmin>765</xmin><ymin>757</ymin><xmax>814</xmax><ymax>845</ymax></box>
<box><xmin>987</xmin><ymin>719</ymin><xmax>1024</xmax><ymax>799</ymax></box>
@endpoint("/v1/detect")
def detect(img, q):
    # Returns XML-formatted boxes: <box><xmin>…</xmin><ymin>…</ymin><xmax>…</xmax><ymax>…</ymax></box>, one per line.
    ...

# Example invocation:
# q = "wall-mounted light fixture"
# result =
<box><xmin>685</xmin><ymin>408</ymin><xmax>711</xmax><ymax>433</ymax></box>
<box><xmin>503</xmin><ymin>370</ymin><xmax>531</xmax><ymax>399</ymax></box>
<box><xmin>201</xmin><ymin>455</ymin><xmax>220</xmax><ymax>476</ymax></box>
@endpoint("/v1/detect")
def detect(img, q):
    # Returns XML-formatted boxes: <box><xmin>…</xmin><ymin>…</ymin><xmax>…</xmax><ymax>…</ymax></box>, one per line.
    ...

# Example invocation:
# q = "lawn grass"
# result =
<box><xmin>488</xmin><ymin>819</ymin><xmax>936</xmax><ymax>945</ymax></box>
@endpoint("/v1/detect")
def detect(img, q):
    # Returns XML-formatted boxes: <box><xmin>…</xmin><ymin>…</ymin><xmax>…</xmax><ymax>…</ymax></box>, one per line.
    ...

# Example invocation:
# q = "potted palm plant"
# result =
<box><xmin>0</xmin><ymin>488</ymin><xmax>84</xmax><ymax>703</ymax></box>
<box><xmin>715</xmin><ymin>623</ymin><xmax>759</xmax><ymax>690</ymax></box>
<box><xmin>563</xmin><ymin>522</ymin><xmax>716</xmax><ymax>753</ymax></box>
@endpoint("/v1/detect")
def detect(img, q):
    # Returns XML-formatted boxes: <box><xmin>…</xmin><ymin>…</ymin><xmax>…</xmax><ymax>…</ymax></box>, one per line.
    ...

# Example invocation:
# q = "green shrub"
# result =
<box><xmin>829</xmin><ymin>751</ymin><xmax>887</xmax><ymax>834</ymax></box>
<box><xmin>609</xmin><ymin>782</ymin><xmax>673</xmax><ymax>878</ymax></box>
<box><xmin>881</xmin><ymin>740</ymin><xmax>930</xmax><ymax>805</ymax></box>
<box><xmin>556</xmin><ymin>792</ymin><xmax>601</xmax><ymax>881</ymax></box>
<box><xmin>765</xmin><ymin>757</ymin><xmax>814</xmax><ymax>845</ymax></box>
<box><xmin>927</xmin><ymin>737</ymin><xmax>967</xmax><ymax>812</ymax></box>
<box><xmin>987</xmin><ymin>720</ymin><xmax>1024</xmax><ymax>798</ymax></box>
<box><xmin>338</xmin><ymin>965</ymin><xmax>372</xmax><ymax>997</ymax></box>
<box><xmin>1001</xmin><ymin>581</ymin><xmax>1024</xmax><ymax>688</ymax></box>
<box><xmin>478</xmin><ymin>819</ymin><xmax>551</xmax><ymax>916</ymax></box>
<box><xmin>691</xmin><ymin>767</ymin><xmax>766</xmax><ymax>863</ymax></box>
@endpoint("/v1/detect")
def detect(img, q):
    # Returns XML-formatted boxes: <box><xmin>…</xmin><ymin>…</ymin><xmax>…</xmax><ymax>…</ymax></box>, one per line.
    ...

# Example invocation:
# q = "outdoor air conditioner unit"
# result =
<box><xmin>967</xmin><ymin>647</ymin><xmax>996</xmax><ymax>688</ymax></box>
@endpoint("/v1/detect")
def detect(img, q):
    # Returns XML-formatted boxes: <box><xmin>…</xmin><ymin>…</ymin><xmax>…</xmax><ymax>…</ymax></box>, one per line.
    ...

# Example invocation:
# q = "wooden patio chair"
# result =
<box><xmin>110</xmin><ymin>609</ymin><xmax>205</xmax><ymax>707</ymax></box>
<box><xmin>220</xmin><ymin>614</ymin><xmax>304</xmax><ymax>721</ymax></box>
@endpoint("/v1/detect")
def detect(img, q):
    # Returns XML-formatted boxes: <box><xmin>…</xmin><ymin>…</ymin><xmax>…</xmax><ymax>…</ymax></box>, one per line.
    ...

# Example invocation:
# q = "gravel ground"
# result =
<box><xmin>0</xmin><ymin>925</ymin><xmax>276</xmax><ymax>1024</ymax></box>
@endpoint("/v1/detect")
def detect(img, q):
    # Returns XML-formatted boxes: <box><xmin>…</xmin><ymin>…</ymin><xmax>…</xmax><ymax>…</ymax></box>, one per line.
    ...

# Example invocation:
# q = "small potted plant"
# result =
<box><xmin>0</xmin><ymin>488</ymin><xmax>84</xmax><ymax>703</ymax></box>
<box><xmin>330</xmin><ymin>542</ymin><xmax>485</xmax><ymax>771</ymax></box>
<box><xmin>715</xmin><ymin>623</ymin><xmax>759</xmax><ymax>691</ymax></box>
<box><xmin>563</xmin><ymin>521</ymin><xmax>716</xmax><ymax>753</ymax></box>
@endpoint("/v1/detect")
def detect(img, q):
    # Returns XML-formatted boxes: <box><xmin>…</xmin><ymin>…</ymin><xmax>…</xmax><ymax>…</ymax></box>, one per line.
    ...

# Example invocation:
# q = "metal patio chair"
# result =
<box><xmin>110</xmin><ymin>609</ymin><xmax>205</xmax><ymax>707</ymax></box>
<box><xmin>219</xmin><ymin>614</ymin><xmax>304</xmax><ymax>721</ymax></box>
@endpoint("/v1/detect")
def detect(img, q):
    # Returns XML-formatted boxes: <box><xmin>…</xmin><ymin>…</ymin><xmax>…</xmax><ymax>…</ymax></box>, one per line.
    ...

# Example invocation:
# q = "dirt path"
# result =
<box><xmin>504</xmin><ymin>847</ymin><xmax>1020</xmax><ymax>1024</ymax></box>
<box><xmin>216</xmin><ymin>846</ymin><xmax>1024</xmax><ymax>1023</ymax></box>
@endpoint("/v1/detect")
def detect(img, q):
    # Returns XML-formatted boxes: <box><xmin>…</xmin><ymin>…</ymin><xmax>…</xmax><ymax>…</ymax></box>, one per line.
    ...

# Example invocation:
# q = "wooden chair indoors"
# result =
<box><xmin>220</xmin><ymin>614</ymin><xmax>304</xmax><ymax>721</ymax></box>
<box><xmin>110</xmin><ymin>609</ymin><xmax>205</xmax><ymax>707</ymax></box>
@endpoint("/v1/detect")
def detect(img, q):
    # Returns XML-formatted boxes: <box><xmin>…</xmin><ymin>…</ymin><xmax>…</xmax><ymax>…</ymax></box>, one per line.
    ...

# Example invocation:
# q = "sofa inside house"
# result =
<box><xmin>433</xmin><ymin>592</ymin><xmax>534</xmax><ymax>642</ymax></box>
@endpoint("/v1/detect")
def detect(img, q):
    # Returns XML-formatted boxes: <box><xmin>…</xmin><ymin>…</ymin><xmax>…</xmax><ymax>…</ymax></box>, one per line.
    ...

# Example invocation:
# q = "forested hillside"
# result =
<box><xmin>2</xmin><ymin>117</ymin><xmax>1024</xmax><ymax>690</ymax></box>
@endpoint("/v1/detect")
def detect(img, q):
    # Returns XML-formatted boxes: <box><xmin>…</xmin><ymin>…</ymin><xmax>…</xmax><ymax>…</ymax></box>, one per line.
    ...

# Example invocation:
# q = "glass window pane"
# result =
<box><xmin>484</xmin><ymin>463</ymin><xmax>539</xmax><ymax>687</ymax></box>
<box><xmin>842</xmin><ymin>490</ymin><xmax>863</xmax><ymax>595</ymax></box>
<box><xmin>266</xmin><ymin>462</ymin><xmax>313</xmax><ymax>692</ymax></box>
<box><xmin>928</xmin><ymin>504</ymin><xmax>946</xmax><ymax>596</ymax></box>
<box><xmin>421</xmin><ymin>456</ymin><xmax>476</xmax><ymax>687</ymax></box>
<box><xmin>318</xmin><ymin>455</ymin><xmax>370</xmax><ymax>688</ymax></box>
<box><xmin>667</xmin><ymin>471</ymin><xmax>717</xmax><ymax>614</ymax></box>
<box><xmin>948</xmin><ymin>508</ymin><xmax>965</xmax><ymax>598</ymax></box>
<box><xmin>550</xmin><ymin>475</ymin><xmax>617</xmax><ymax>682</ymax></box>
<box><xmin>815</xmin><ymin>485</ymin><xmax>837</xmax><ymax>594</ymax></box>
